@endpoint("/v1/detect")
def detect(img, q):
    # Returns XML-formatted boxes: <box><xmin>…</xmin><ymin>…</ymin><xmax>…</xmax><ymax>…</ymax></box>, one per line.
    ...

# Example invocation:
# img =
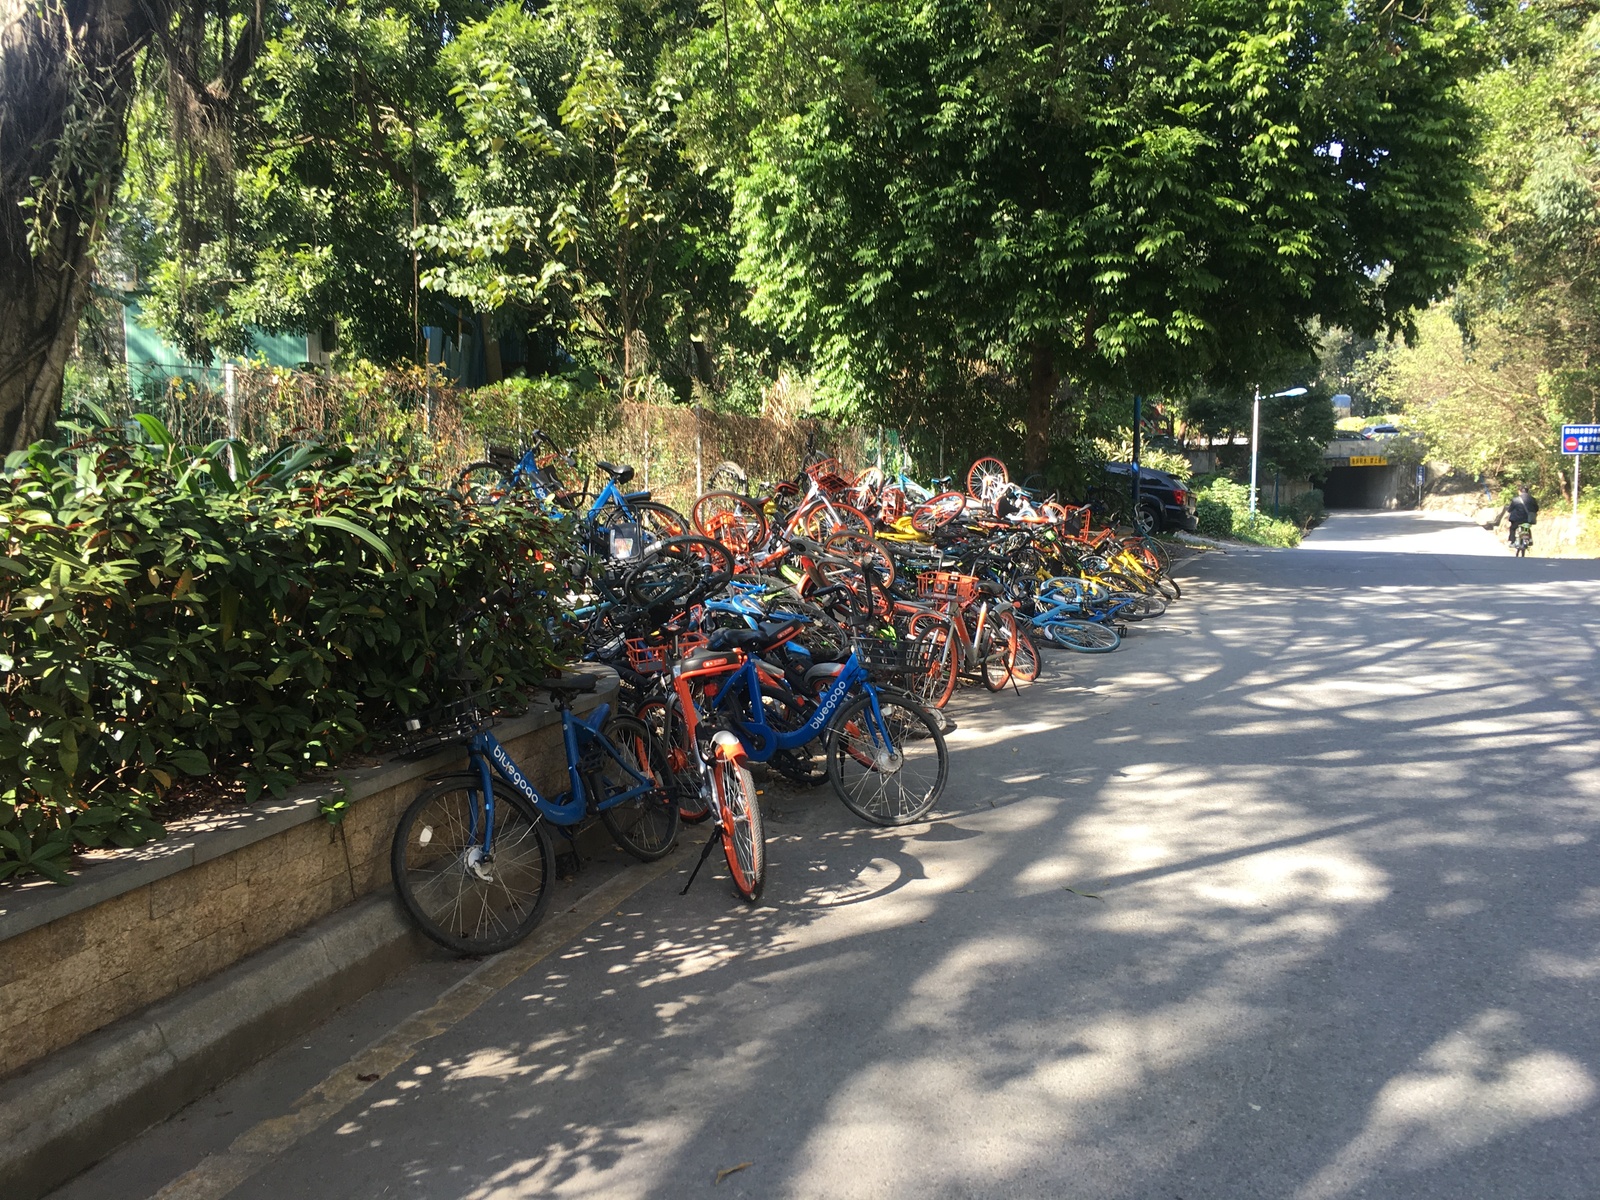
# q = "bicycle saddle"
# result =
<box><xmin>534</xmin><ymin>675</ymin><xmax>598</xmax><ymax>695</ymax></box>
<box><xmin>596</xmin><ymin>461</ymin><xmax>636</xmax><ymax>485</ymax></box>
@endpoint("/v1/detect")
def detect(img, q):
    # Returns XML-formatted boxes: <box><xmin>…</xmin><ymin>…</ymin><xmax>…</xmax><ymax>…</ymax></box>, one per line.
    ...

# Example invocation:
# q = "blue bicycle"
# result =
<box><xmin>669</xmin><ymin>620</ymin><xmax>949</xmax><ymax>828</ymax></box>
<box><xmin>458</xmin><ymin>428</ymin><xmax>689</xmax><ymax>549</ymax></box>
<box><xmin>390</xmin><ymin>676</ymin><xmax>676</xmax><ymax>953</ymax></box>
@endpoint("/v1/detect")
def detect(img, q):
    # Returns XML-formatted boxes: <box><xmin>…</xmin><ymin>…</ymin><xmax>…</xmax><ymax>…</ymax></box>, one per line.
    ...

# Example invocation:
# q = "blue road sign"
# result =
<box><xmin>1561</xmin><ymin>424</ymin><xmax>1600</xmax><ymax>454</ymax></box>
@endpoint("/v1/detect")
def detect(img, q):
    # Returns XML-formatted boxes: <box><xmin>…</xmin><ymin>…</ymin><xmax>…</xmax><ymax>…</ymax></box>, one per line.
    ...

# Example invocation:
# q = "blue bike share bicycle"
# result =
<box><xmin>390</xmin><ymin>674</ymin><xmax>676</xmax><ymax>954</ymax></box>
<box><xmin>456</xmin><ymin>428</ymin><xmax>689</xmax><ymax>548</ymax></box>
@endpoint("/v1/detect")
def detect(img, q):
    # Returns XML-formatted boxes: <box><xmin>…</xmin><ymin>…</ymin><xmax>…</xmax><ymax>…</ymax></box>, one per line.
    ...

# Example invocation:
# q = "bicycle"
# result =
<box><xmin>390</xmin><ymin>675</ymin><xmax>677</xmax><ymax>954</ymax></box>
<box><xmin>667</xmin><ymin>614</ymin><xmax>949</xmax><ymax>830</ymax></box>
<box><xmin>1512</xmin><ymin>521</ymin><xmax>1533</xmax><ymax>557</ymax></box>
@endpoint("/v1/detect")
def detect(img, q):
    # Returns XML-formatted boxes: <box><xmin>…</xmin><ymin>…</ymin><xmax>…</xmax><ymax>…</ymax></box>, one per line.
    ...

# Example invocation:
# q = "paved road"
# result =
<box><xmin>57</xmin><ymin>511</ymin><xmax>1600</xmax><ymax>1200</ymax></box>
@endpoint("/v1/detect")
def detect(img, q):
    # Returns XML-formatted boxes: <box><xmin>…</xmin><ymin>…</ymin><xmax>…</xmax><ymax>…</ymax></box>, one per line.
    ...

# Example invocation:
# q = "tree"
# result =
<box><xmin>2</xmin><ymin>0</ymin><xmax>156</xmax><ymax>448</ymax></box>
<box><xmin>706</xmin><ymin>0</ymin><xmax>1484</xmax><ymax>472</ymax></box>
<box><xmin>1</xmin><ymin>0</ymin><xmax>264</xmax><ymax>449</ymax></box>
<box><xmin>1352</xmin><ymin>3</ymin><xmax>1600</xmax><ymax>494</ymax></box>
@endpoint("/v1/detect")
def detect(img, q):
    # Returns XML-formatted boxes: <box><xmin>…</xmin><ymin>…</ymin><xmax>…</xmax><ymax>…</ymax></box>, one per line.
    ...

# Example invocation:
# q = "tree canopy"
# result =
<box><xmin>5</xmin><ymin>0</ymin><xmax>1492</xmax><ymax>469</ymax></box>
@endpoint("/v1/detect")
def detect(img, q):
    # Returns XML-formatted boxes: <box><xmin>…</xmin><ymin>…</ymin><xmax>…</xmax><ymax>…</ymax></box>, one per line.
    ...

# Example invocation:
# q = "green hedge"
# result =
<box><xmin>1191</xmin><ymin>476</ymin><xmax>1303</xmax><ymax>547</ymax></box>
<box><xmin>1</xmin><ymin>424</ymin><xmax>572</xmax><ymax>883</ymax></box>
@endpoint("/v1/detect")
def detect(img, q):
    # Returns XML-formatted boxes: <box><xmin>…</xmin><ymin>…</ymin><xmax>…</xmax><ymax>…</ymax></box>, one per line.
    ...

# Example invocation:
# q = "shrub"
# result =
<box><xmin>1288</xmin><ymin>488</ymin><xmax>1326</xmax><ymax>529</ymax></box>
<box><xmin>1</xmin><ymin>423</ymin><xmax>572</xmax><ymax>882</ymax></box>
<box><xmin>1195</xmin><ymin>496</ymin><xmax>1234</xmax><ymax>538</ymax></box>
<box><xmin>1191</xmin><ymin>475</ymin><xmax>1302</xmax><ymax>547</ymax></box>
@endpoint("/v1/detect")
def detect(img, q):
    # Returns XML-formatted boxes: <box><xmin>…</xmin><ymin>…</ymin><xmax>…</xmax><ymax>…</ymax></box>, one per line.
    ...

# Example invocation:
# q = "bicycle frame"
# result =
<box><xmin>672</xmin><ymin>648</ymin><xmax>890</xmax><ymax>767</ymax></box>
<box><xmin>583</xmin><ymin>476</ymin><xmax>654</xmax><ymax>523</ymax></box>
<box><xmin>458</xmin><ymin>702</ymin><xmax>656</xmax><ymax>852</ymax></box>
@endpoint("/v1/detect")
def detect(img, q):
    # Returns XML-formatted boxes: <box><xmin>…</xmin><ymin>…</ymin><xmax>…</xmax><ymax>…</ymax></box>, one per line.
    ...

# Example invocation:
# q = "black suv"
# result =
<box><xmin>1096</xmin><ymin>462</ymin><xmax>1199</xmax><ymax>534</ymax></box>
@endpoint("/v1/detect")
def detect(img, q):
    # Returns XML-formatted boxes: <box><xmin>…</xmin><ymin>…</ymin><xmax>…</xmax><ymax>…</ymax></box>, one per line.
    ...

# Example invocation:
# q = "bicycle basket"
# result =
<box><xmin>917</xmin><ymin>570</ymin><xmax>978</xmax><ymax>604</ymax></box>
<box><xmin>853</xmin><ymin>635</ymin><xmax>935</xmax><ymax>680</ymax></box>
<box><xmin>624</xmin><ymin>631</ymin><xmax>709</xmax><ymax>674</ymax></box>
<box><xmin>395</xmin><ymin>695</ymin><xmax>490</xmax><ymax>760</ymax></box>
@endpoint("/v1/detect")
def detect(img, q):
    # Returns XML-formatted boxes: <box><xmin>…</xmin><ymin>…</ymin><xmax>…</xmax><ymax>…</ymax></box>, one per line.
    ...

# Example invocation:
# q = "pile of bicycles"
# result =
<box><xmin>387</xmin><ymin>438</ymin><xmax>1183</xmax><ymax>954</ymax></box>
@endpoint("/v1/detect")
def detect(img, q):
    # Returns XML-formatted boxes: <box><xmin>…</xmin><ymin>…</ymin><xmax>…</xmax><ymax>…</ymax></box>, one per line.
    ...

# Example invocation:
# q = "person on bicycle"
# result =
<box><xmin>1503</xmin><ymin>485</ymin><xmax>1539</xmax><ymax>547</ymax></box>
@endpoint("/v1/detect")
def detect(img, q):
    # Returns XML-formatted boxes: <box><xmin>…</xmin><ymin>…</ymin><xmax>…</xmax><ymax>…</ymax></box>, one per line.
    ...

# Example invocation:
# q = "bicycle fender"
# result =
<box><xmin>711</xmin><ymin>731</ymin><xmax>748</xmax><ymax>764</ymax></box>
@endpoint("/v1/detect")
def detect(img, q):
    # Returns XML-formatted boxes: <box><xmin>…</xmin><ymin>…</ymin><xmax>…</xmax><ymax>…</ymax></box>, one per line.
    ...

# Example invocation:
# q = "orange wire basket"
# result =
<box><xmin>624</xmin><ymin>631</ymin><xmax>709</xmax><ymax>674</ymax></box>
<box><xmin>917</xmin><ymin>570</ymin><xmax>979</xmax><ymax>604</ymax></box>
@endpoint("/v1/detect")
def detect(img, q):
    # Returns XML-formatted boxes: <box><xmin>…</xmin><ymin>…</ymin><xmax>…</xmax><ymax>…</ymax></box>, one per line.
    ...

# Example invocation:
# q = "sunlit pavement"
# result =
<box><xmin>57</xmin><ymin>511</ymin><xmax>1600</xmax><ymax>1200</ymax></box>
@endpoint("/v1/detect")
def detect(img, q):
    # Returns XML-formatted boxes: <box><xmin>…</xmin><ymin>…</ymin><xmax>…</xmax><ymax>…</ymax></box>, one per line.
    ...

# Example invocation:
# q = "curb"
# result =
<box><xmin>0</xmin><ymin>892</ymin><xmax>431</xmax><ymax>1200</ymax></box>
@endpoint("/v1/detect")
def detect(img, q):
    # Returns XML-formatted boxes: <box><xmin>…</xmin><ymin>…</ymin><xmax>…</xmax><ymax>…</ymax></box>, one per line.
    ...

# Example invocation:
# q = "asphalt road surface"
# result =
<box><xmin>55</xmin><ymin>511</ymin><xmax>1600</xmax><ymax>1200</ymax></box>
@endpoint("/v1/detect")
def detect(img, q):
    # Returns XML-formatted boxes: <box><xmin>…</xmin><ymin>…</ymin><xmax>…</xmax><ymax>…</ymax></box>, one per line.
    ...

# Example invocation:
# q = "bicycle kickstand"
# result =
<box><xmin>680</xmin><ymin>828</ymin><xmax>725</xmax><ymax>896</ymax></box>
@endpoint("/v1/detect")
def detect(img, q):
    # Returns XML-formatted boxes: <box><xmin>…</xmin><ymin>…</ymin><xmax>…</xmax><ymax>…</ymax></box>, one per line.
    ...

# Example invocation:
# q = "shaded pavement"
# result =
<box><xmin>56</xmin><ymin>510</ymin><xmax>1600</xmax><ymax>1199</ymax></box>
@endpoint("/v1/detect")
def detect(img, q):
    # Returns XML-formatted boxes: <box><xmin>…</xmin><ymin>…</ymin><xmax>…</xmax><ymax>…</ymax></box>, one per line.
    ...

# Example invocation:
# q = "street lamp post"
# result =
<box><xmin>1249</xmin><ymin>385</ymin><xmax>1308</xmax><ymax>519</ymax></box>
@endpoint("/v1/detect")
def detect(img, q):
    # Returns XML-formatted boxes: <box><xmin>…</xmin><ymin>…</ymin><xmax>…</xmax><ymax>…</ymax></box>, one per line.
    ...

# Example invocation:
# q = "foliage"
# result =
<box><xmin>1350</xmin><ymin>3</ymin><xmax>1600</xmax><ymax>498</ymax></box>
<box><xmin>0</xmin><ymin>418</ymin><xmax>571</xmax><ymax>882</ymax></box>
<box><xmin>1179</xmin><ymin>381</ymin><xmax>1339</xmax><ymax>482</ymax></box>
<box><xmin>1289</xmin><ymin>489</ymin><xmax>1327</xmax><ymax>529</ymax></box>
<box><xmin>460</xmin><ymin>374</ymin><xmax>620</xmax><ymax>453</ymax></box>
<box><xmin>1191</xmin><ymin>475</ymin><xmax>1302</xmax><ymax>546</ymax></box>
<box><xmin>707</xmin><ymin>0</ymin><xmax>1483</xmax><ymax>469</ymax></box>
<box><xmin>1195</xmin><ymin>495</ymin><xmax>1234</xmax><ymax>540</ymax></box>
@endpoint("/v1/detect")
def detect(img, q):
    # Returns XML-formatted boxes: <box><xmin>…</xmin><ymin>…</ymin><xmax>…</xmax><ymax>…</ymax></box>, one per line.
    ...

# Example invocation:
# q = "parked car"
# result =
<box><xmin>1361</xmin><ymin>423</ymin><xmax>1401</xmax><ymax>437</ymax></box>
<box><xmin>1095</xmin><ymin>462</ymin><xmax>1199</xmax><ymax>535</ymax></box>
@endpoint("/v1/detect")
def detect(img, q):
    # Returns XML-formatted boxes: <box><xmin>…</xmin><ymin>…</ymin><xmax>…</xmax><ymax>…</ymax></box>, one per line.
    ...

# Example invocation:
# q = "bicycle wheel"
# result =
<box><xmin>825</xmin><ymin>692</ymin><xmax>947</xmax><ymax>826</ymax></box>
<box><xmin>707</xmin><ymin>460</ymin><xmax>750</xmax><ymax>496</ymax></box>
<box><xmin>456</xmin><ymin>461</ymin><xmax>505</xmax><ymax>506</ymax></box>
<box><xmin>635</xmin><ymin>696</ymin><xmax>708</xmax><ymax>822</ymax></box>
<box><xmin>980</xmin><ymin>612</ymin><xmax>1016</xmax><ymax>691</ymax></box>
<box><xmin>1039</xmin><ymin>619</ymin><xmax>1120</xmax><ymax>652</ymax></box>
<box><xmin>794</xmin><ymin>500</ymin><xmax>875</xmax><ymax>539</ymax></box>
<box><xmin>623</xmin><ymin>536</ymin><xmax>735</xmax><ymax>606</ymax></box>
<box><xmin>595</xmin><ymin>715</ymin><xmax>680</xmax><ymax>861</ymax></box>
<box><xmin>1011</xmin><ymin>630</ymin><xmax>1042</xmax><ymax>684</ymax></box>
<box><xmin>692</xmin><ymin>491</ymin><xmax>769</xmax><ymax>556</ymax></box>
<box><xmin>595</xmin><ymin>498</ymin><xmax>690</xmax><ymax>542</ymax></box>
<box><xmin>821</xmin><ymin>531</ymin><xmax>896</xmax><ymax>590</ymax></box>
<box><xmin>716</xmin><ymin>758</ymin><xmax>766</xmax><ymax>902</ymax></box>
<box><xmin>967</xmin><ymin>457</ymin><xmax>1008</xmax><ymax>501</ymax></box>
<box><xmin>391</xmin><ymin>776</ymin><xmax>555</xmax><ymax>955</ymax></box>
<box><xmin>911</xmin><ymin>491</ymin><xmax>967</xmax><ymax>532</ymax></box>
<box><xmin>903</xmin><ymin>613</ymin><xmax>959</xmax><ymax>709</ymax></box>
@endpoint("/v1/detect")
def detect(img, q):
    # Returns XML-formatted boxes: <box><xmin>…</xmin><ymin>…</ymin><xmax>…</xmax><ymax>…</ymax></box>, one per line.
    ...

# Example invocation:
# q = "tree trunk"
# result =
<box><xmin>1023</xmin><ymin>340</ymin><xmax>1057</xmax><ymax>474</ymax></box>
<box><xmin>0</xmin><ymin>0</ymin><xmax>155</xmax><ymax>451</ymax></box>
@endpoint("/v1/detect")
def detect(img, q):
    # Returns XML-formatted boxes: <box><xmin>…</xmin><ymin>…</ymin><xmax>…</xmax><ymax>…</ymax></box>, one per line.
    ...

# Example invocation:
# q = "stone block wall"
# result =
<box><xmin>0</xmin><ymin>675</ymin><xmax>610</xmax><ymax>1081</ymax></box>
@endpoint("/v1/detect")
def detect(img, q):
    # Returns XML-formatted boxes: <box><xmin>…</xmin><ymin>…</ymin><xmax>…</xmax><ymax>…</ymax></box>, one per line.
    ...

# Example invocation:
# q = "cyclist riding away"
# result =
<box><xmin>1502</xmin><ymin>485</ymin><xmax>1539</xmax><ymax>551</ymax></box>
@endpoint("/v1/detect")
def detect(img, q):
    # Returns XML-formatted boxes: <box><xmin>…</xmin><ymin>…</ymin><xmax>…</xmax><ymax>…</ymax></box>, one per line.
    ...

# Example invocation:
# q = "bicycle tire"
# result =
<box><xmin>793</xmin><ymin>499</ymin><xmax>874</xmax><ymax>540</ymax></box>
<box><xmin>825</xmin><ymin>692</ymin><xmax>948</xmax><ymax>826</ymax></box>
<box><xmin>595</xmin><ymin>499</ymin><xmax>690</xmax><ymax>543</ymax></box>
<box><xmin>622</xmin><ymin>535</ymin><xmax>735</xmax><ymax>606</ymax></box>
<box><xmin>967</xmin><ymin>456</ymin><xmax>1008</xmax><ymax>501</ymax></box>
<box><xmin>595</xmin><ymin>715</ymin><xmax>680</xmax><ymax>861</ymax></box>
<box><xmin>1038</xmin><ymin>619</ymin><xmax>1120</xmax><ymax>652</ymax></box>
<box><xmin>820</xmin><ymin>531</ymin><xmax>897</xmax><ymax>590</ymax></box>
<box><xmin>391</xmin><ymin>776</ymin><xmax>555</xmax><ymax>955</ymax></box>
<box><xmin>456</xmin><ymin>461</ymin><xmax>505</xmax><ymax>506</ymax></box>
<box><xmin>635</xmin><ymin>696</ymin><xmax>710</xmax><ymax>822</ymax></box>
<box><xmin>717</xmin><ymin>758</ymin><xmax>766</xmax><ymax>902</ymax></box>
<box><xmin>911</xmin><ymin>491</ymin><xmax>967</xmax><ymax>532</ymax></box>
<box><xmin>980</xmin><ymin>614</ymin><xmax>1015</xmax><ymax>692</ymax></box>
<box><xmin>904</xmin><ymin>613</ymin><xmax>959</xmax><ymax>709</ymax></box>
<box><xmin>707</xmin><ymin>460</ymin><xmax>750</xmax><ymax>496</ymax></box>
<box><xmin>692</xmin><ymin>491</ymin><xmax>769</xmax><ymax>555</ymax></box>
<box><xmin>1011</xmin><ymin>630</ymin><xmax>1042</xmax><ymax>684</ymax></box>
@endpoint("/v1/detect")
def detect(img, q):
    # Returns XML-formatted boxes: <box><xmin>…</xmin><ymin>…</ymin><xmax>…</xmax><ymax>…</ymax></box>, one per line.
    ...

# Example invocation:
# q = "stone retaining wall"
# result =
<box><xmin>0</xmin><ymin>669</ymin><xmax>615</xmax><ymax>1082</ymax></box>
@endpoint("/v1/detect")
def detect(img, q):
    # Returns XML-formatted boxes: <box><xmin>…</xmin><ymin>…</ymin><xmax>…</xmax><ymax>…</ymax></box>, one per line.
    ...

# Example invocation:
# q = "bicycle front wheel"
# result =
<box><xmin>825</xmin><ymin>692</ymin><xmax>947</xmax><ymax>826</ymax></box>
<box><xmin>391</xmin><ymin>776</ymin><xmax>555</xmax><ymax>955</ymax></box>
<box><xmin>716</xmin><ymin>759</ymin><xmax>766</xmax><ymax>902</ymax></box>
